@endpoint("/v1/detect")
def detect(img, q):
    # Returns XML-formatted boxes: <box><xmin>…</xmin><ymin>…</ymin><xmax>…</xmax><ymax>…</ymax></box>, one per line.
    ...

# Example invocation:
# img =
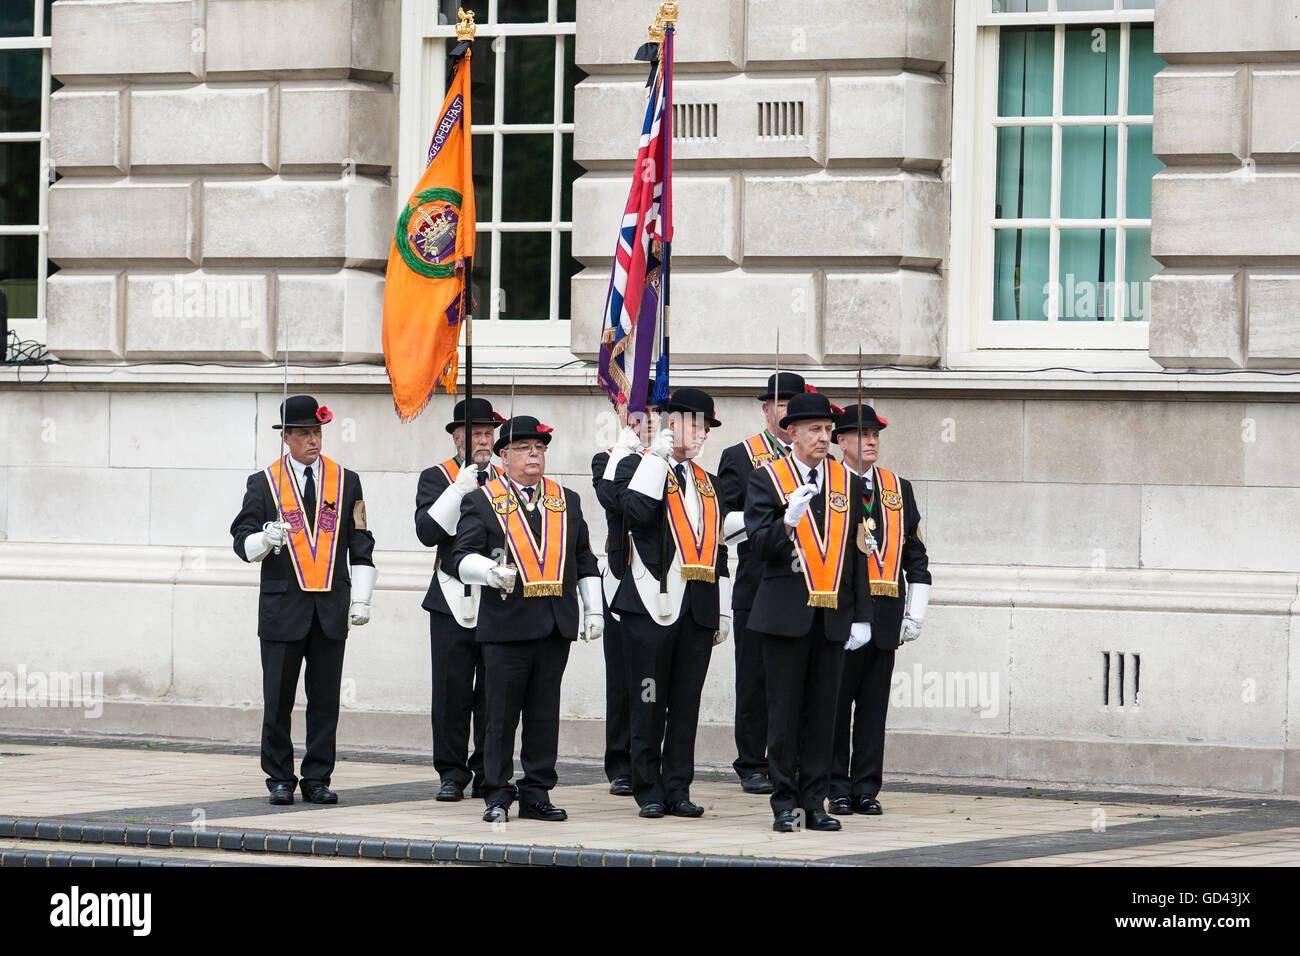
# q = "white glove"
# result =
<box><xmin>901</xmin><ymin>582</ymin><xmax>931</xmax><ymax>645</ymax></box>
<box><xmin>603</xmin><ymin>426</ymin><xmax>642</xmax><ymax>479</ymax></box>
<box><xmin>348</xmin><ymin>565</ymin><xmax>377</xmax><ymax>627</ymax></box>
<box><xmin>583</xmin><ymin>614</ymin><xmax>605</xmax><ymax>642</ymax></box>
<box><xmin>713</xmin><ymin>615</ymin><xmax>731</xmax><ymax>646</ymax></box>
<box><xmin>453</xmin><ymin>462</ymin><xmax>480</xmax><ymax>494</ymax></box>
<box><xmin>459</xmin><ymin>553</ymin><xmax>517</xmax><ymax>592</ymax></box>
<box><xmin>649</xmin><ymin>428</ymin><xmax>675</xmax><ymax>460</ymax></box>
<box><xmin>845</xmin><ymin>621</ymin><xmax>872</xmax><ymax>651</ymax></box>
<box><xmin>243</xmin><ymin>521</ymin><xmax>291</xmax><ymax>562</ymax></box>
<box><xmin>783</xmin><ymin>484</ymin><xmax>818</xmax><ymax>528</ymax></box>
<box><xmin>577</xmin><ymin>577</ymin><xmax>605</xmax><ymax>641</ymax></box>
<box><xmin>628</xmin><ymin>452</ymin><xmax>670</xmax><ymax>500</ymax></box>
<box><xmin>349</xmin><ymin>602</ymin><xmax>371</xmax><ymax>626</ymax></box>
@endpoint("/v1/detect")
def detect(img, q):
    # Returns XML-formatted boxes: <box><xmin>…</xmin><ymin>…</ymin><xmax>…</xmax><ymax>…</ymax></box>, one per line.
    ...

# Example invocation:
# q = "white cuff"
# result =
<box><xmin>456</xmin><ymin>552</ymin><xmax>495</xmax><ymax>586</ymax></box>
<box><xmin>428</xmin><ymin>484</ymin><xmax>467</xmax><ymax>536</ymax></box>
<box><xmin>905</xmin><ymin>582</ymin><xmax>931</xmax><ymax>623</ymax></box>
<box><xmin>718</xmin><ymin>575</ymin><xmax>733</xmax><ymax>617</ymax></box>
<box><xmin>723</xmin><ymin>511</ymin><xmax>747</xmax><ymax>544</ymax></box>
<box><xmin>243</xmin><ymin>532</ymin><xmax>272</xmax><ymax>562</ymax></box>
<box><xmin>351</xmin><ymin>564</ymin><xmax>377</xmax><ymax>604</ymax></box>
<box><xmin>629</xmin><ymin>453</ymin><xmax>669</xmax><ymax>500</ymax></box>
<box><xmin>578</xmin><ymin>576</ymin><xmax>603</xmax><ymax>617</ymax></box>
<box><xmin>602</xmin><ymin>447</ymin><xmax>631</xmax><ymax>481</ymax></box>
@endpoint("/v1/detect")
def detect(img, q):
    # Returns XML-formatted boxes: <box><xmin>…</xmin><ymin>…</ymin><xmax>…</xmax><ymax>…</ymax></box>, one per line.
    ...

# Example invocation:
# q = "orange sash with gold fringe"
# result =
<box><xmin>866</xmin><ymin>467</ymin><xmax>905</xmax><ymax>598</ymax></box>
<box><xmin>763</xmin><ymin>458</ymin><xmax>852</xmax><ymax>609</ymax></box>
<box><xmin>742</xmin><ymin>432</ymin><xmax>785</xmax><ymax>469</ymax></box>
<box><xmin>482</xmin><ymin>476</ymin><xmax>568</xmax><ymax>597</ymax></box>
<box><xmin>665</xmin><ymin>460</ymin><xmax>720</xmax><ymax>581</ymax></box>
<box><xmin>264</xmin><ymin>455</ymin><xmax>344</xmax><ymax>592</ymax></box>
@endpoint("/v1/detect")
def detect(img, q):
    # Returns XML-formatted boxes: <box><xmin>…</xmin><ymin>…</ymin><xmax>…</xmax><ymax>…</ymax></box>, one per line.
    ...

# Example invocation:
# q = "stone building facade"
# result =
<box><xmin>2</xmin><ymin>0</ymin><xmax>1298</xmax><ymax>794</ymax></box>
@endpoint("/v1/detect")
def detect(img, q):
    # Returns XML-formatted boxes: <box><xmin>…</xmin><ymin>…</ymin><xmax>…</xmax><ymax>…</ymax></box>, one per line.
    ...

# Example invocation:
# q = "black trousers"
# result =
<box><xmin>731</xmin><ymin>605</ymin><xmax>769</xmax><ymax>780</ymax></box>
<box><xmin>621</xmin><ymin>611</ymin><xmax>714</xmax><ymax>807</ymax></box>
<box><xmin>602</xmin><ymin>594</ymin><xmax>632</xmax><ymax>782</ymax></box>
<box><xmin>762</xmin><ymin>613</ymin><xmax>845</xmax><ymax>815</ymax></box>
<box><xmin>259</xmin><ymin>611</ymin><xmax>347</xmax><ymax>791</ymax></box>
<box><xmin>480</xmin><ymin>634</ymin><xmax>571</xmax><ymax>807</ymax></box>
<box><xmin>831</xmin><ymin>641</ymin><xmax>896</xmax><ymax>799</ymax></box>
<box><xmin>429</xmin><ymin>611</ymin><xmax>485</xmax><ymax>790</ymax></box>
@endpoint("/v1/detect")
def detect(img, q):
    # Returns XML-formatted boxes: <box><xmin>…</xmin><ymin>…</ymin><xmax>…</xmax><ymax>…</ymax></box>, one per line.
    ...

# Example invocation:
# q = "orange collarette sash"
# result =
<box><xmin>482</xmin><ymin>476</ymin><xmax>568</xmax><ymax>597</ymax></box>
<box><xmin>665</xmin><ymin>460</ymin><xmax>720</xmax><ymax>582</ymax></box>
<box><xmin>264</xmin><ymin>455</ymin><xmax>344</xmax><ymax>592</ymax></box>
<box><xmin>866</xmin><ymin>467</ymin><xmax>905</xmax><ymax>598</ymax></box>
<box><xmin>435</xmin><ymin>456</ymin><xmax>498</xmax><ymax>485</ymax></box>
<box><xmin>763</xmin><ymin>458</ymin><xmax>852</xmax><ymax>609</ymax></box>
<box><xmin>742</xmin><ymin>432</ymin><xmax>785</xmax><ymax>469</ymax></box>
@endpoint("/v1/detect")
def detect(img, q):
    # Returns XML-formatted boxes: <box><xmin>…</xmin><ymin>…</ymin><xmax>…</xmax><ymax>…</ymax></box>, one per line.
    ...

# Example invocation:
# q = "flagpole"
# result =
<box><xmin>457</xmin><ymin>8</ymin><xmax>477</xmax><ymax>446</ymax></box>
<box><xmin>653</xmin><ymin>4</ymin><xmax>677</xmax><ymax>594</ymax></box>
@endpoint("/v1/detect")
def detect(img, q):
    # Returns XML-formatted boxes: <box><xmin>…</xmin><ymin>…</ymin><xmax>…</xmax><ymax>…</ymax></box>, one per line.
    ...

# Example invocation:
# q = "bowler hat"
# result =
<box><xmin>446</xmin><ymin>397</ymin><xmax>505</xmax><ymax>434</ymax></box>
<box><xmin>779</xmin><ymin>391</ymin><xmax>838</xmax><ymax>430</ymax></box>
<box><xmin>833</xmin><ymin>404</ymin><xmax>889</xmax><ymax>440</ymax></box>
<box><xmin>757</xmin><ymin>372</ymin><xmax>807</xmax><ymax>402</ymax></box>
<box><xmin>274</xmin><ymin>395</ymin><xmax>333</xmax><ymax>430</ymax></box>
<box><xmin>494</xmin><ymin>415</ymin><xmax>554</xmax><ymax>454</ymax></box>
<box><xmin>662</xmin><ymin>387</ymin><xmax>721</xmax><ymax>428</ymax></box>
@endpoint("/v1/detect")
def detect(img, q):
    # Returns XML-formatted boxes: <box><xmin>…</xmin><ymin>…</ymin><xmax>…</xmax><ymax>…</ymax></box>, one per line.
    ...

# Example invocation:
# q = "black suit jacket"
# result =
<box><xmin>610</xmin><ymin>454</ymin><xmax>730</xmax><ymax>629</ymax></box>
<box><xmin>743</xmin><ymin>463</ymin><xmax>873</xmax><ymax>643</ymax></box>
<box><xmin>414</xmin><ymin>461</ymin><xmax>495</xmax><ymax>615</ymax></box>
<box><xmin>445</xmin><ymin>480</ymin><xmax>600</xmax><ymax>643</ymax></box>
<box><xmin>231</xmin><ymin>462</ymin><xmax>376</xmax><ymax>642</ymax></box>
<box><xmin>859</xmin><ymin>470</ymin><xmax>931</xmax><ymax>651</ymax></box>
<box><xmin>717</xmin><ymin>439</ymin><xmax>781</xmax><ymax>611</ymax></box>
<box><xmin>591</xmin><ymin>450</ymin><xmax>630</xmax><ymax>581</ymax></box>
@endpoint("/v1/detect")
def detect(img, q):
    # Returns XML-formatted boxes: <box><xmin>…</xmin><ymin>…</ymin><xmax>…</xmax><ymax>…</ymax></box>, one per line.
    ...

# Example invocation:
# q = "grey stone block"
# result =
<box><xmin>49</xmin><ymin>181</ymin><xmax>200</xmax><ymax>264</ymax></box>
<box><xmin>123</xmin><ymin>272</ymin><xmax>272</xmax><ymax>361</ymax></box>
<box><xmin>1152</xmin><ymin>67</ymin><xmax>1246</xmax><ymax>163</ymax></box>
<box><xmin>822</xmin><ymin>269</ymin><xmax>943</xmax><ymax>365</ymax></box>
<box><xmin>288</xmin><ymin>835</ymin><xmax>314</xmax><ymax>854</ymax></box>
<box><xmin>1148</xmin><ymin>269</ymin><xmax>1245</xmax><ymax>368</ymax></box>
<box><xmin>1245</xmin><ymin>272</ymin><xmax>1300</xmax><ymax>365</ymax></box>
<box><xmin>481</xmin><ymin>845</ymin><xmax>507</xmax><ymax>864</ymax></box>
<box><xmin>1154</xmin><ymin>0</ymin><xmax>1300</xmax><ymax>59</ymax></box>
<box><xmin>576</xmin><ymin>0</ymin><xmax>744</xmax><ymax>71</ymax></box>
<box><xmin>50</xmin><ymin>88</ymin><xmax>129</xmax><ymax>173</ymax></box>
<box><xmin>206</xmin><ymin>0</ymin><xmax>399</xmax><ymax>80</ymax></box>
<box><xmin>454</xmin><ymin>842</ymin><xmax>483</xmax><ymax>862</ymax></box>
<box><xmin>1142</xmin><ymin>485</ymin><xmax>1300</xmax><ymax>572</ymax></box>
<box><xmin>1152</xmin><ymin>171</ymin><xmax>1300</xmax><ymax>260</ymax></box>
<box><xmin>124</xmin><ymin>825</ymin><xmax>148</xmax><ymax>845</ymax></box>
<box><xmin>1251</xmin><ymin>69</ymin><xmax>1300</xmax><ymax>160</ymax></box>
<box><xmin>827</xmin><ymin>72</ymin><xmax>950</xmax><ymax>167</ymax></box>
<box><xmin>275</xmin><ymin>269</ymin><xmax>385</xmax><ymax>362</ymax></box>
<box><xmin>145</xmin><ymin>828</ymin><xmax>171</xmax><ymax>847</ymax></box>
<box><xmin>52</xmin><ymin>0</ymin><xmax>203</xmax><ymax>80</ymax></box>
<box><xmin>129</xmin><ymin>85</ymin><xmax>276</xmax><ymax>172</ymax></box>
<box><xmin>45</xmin><ymin>272</ymin><xmax>125</xmax><ymax>361</ymax></box>
<box><xmin>216</xmin><ymin>831</ymin><xmax>241</xmax><ymax>850</ymax></box>
<box><xmin>747</xmin><ymin>0</ymin><xmax>951</xmax><ymax>69</ymax></box>
<box><xmin>553</xmin><ymin>848</ymin><xmax>579</xmax><ymax>866</ymax></box>
<box><xmin>195</xmin><ymin>830</ymin><xmax>219</xmax><ymax>849</ymax></box>
<box><xmin>279</xmin><ymin>83</ymin><xmax>397</xmax><ymax>173</ymax></box>
<box><xmin>409</xmin><ymin>841</ymin><xmax>434</xmax><ymax>861</ymax></box>
<box><xmin>433</xmin><ymin>842</ymin><xmax>457</xmax><ymax>862</ymax></box>
<box><xmin>265</xmin><ymin>834</ymin><xmax>290</xmax><ymax>853</ymax></box>
<box><xmin>359</xmin><ymin>839</ymin><xmax>384</xmax><ymax>858</ymax></box>
<box><xmin>571</xmin><ymin>173</ymin><xmax>739</xmax><ymax>264</ymax></box>
<box><xmin>335</xmin><ymin>837</ymin><xmax>361</xmax><ymax>857</ymax></box>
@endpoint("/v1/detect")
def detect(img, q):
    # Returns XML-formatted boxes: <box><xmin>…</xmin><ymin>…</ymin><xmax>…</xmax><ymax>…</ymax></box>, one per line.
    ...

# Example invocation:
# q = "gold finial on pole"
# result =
<box><xmin>648</xmin><ymin>17</ymin><xmax>665</xmax><ymax>44</ymax></box>
<box><xmin>456</xmin><ymin>7</ymin><xmax>477</xmax><ymax>41</ymax></box>
<box><xmin>658</xmin><ymin>1</ymin><xmax>679</xmax><ymax>24</ymax></box>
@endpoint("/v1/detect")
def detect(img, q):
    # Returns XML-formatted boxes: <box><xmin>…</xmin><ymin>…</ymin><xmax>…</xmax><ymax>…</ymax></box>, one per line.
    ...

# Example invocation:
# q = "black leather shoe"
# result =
<box><xmin>854</xmin><ymin>795</ymin><xmax>883</xmax><ymax>815</ymax></box>
<box><xmin>268</xmin><ymin>784</ymin><xmax>293</xmax><ymax>806</ymax></box>
<box><xmin>828</xmin><ymin>795</ymin><xmax>853</xmax><ymax>816</ymax></box>
<box><xmin>742</xmin><ymin>773</ymin><xmax>774</xmax><ymax>795</ymax></box>
<box><xmin>638</xmin><ymin>802</ymin><xmax>666</xmax><ymax>818</ymax></box>
<box><xmin>300</xmin><ymin>783</ymin><xmax>337</xmax><ymax>805</ymax></box>
<box><xmin>772</xmin><ymin>809</ymin><xmax>798</xmax><ymax>833</ymax></box>
<box><xmin>806</xmin><ymin>809</ymin><xmax>842</xmax><ymax>831</ymax></box>
<box><xmin>519</xmin><ymin>800</ymin><xmax>567</xmax><ymax>822</ymax></box>
<box><xmin>482</xmin><ymin>804</ymin><xmax>508</xmax><ymax>823</ymax></box>
<box><xmin>609</xmin><ymin>776</ymin><xmax>634</xmax><ymax>797</ymax></box>
<box><xmin>436</xmin><ymin>781</ymin><xmax>465</xmax><ymax>802</ymax></box>
<box><xmin>667</xmin><ymin>800</ymin><xmax>705</xmax><ymax>818</ymax></box>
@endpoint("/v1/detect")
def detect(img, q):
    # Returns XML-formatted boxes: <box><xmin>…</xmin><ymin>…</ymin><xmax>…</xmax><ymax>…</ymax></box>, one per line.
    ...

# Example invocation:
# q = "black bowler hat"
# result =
<box><xmin>494</xmin><ymin>415</ymin><xmax>554</xmax><ymax>454</ymax></box>
<box><xmin>833</xmin><ymin>404</ymin><xmax>889</xmax><ymax>440</ymax></box>
<box><xmin>779</xmin><ymin>391</ymin><xmax>840</xmax><ymax>430</ymax></box>
<box><xmin>757</xmin><ymin>372</ymin><xmax>807</xmax><ymax>402</ymax></box>
<box><xmin>274</xmin><ymin>395</ymin><xmax>333</xmax><ymax>430</ymax></box>
<box><xmin>446</xmin><ymin>397</ymin><xmax>505</xmax><ymax>434</ymax></box>
<box><xmin>662</xmin><ymin>387</ymin><xmax>721</xmax><ymax>428</ymax></box>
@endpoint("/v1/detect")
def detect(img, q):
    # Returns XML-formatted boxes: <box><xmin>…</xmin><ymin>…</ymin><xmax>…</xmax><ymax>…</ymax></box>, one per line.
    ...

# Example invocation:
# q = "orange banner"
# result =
<box><xmin>382</xmin><ymin>50</ymin><xmax>477</xmax><ymax>421</ymax></box>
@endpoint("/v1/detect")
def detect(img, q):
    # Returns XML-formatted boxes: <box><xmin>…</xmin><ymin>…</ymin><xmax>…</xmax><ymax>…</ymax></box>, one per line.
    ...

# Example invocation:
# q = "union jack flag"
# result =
<box><xmin>597</xmin><ymin>55</ymin><xmax>669</xmax><ymax>413</ymax></box>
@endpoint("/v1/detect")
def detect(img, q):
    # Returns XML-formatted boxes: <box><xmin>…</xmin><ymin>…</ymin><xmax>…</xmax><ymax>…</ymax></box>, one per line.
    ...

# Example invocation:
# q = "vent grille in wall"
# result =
<box><xmin>1102</xmin><ymin>651</ymin><xmax>1141</xmax><ymax>708</ymax></box>
<box><xmin>673</xmin><ymin>103</ymin><xmax>718</xmax><ymax>140</ymax></box>
<box><xmin>757</xmin><ymin>100</ymin><xmax>805</xmax><ymax>140</ymax></box>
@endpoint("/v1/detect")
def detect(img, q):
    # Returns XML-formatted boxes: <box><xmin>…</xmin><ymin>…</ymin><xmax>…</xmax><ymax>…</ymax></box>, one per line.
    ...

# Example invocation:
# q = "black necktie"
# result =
<box><xmin>477</xmin><ymin>470</ymin><xmax>488</xmax><ymax>486</ymax></box>
<box><xmin>303</xmin><ymin>465</ymin><xmax>316</xmax><ymax>532</ymax></box>
<box><xmin>673</xmin><ymin>463</ymin><xmax>687</xmax><ymax>490</ymax></box>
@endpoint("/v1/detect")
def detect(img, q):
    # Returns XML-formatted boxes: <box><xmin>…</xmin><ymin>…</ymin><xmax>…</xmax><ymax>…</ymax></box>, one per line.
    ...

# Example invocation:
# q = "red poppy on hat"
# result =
<box><xmin>804</xmin><ymin>384</ymin><xmax>818</xmax><ymax>393</ymax></box>
<box><xmin>536</xmin><ymin>423</ymin><xmax>553</xmax><ymax>434</ymax></box>
<box><xmin>877</xmin><ymin>415</ymin><xmax>889</xmax><ymax>427</ymax></box>
<box><xmin>830</xmin><ymin>402</ymin><xmax>845</xmax><ymax>415</ymax></box>
<box><xmin>316</xmin><ymin>406</ymin><xmax>334</xmax><ymax>424</ymax></box>
<box><xmin>493</xmin><ymin>412</ymin><xmax>506</xmax><ymax>423</ymax></box>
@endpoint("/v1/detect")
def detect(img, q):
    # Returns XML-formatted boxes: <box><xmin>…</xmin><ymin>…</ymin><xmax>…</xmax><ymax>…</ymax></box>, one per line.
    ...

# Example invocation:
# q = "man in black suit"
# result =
<box><xmin>445</xmin><ymin>415</ymin><xmax>603</xmax><ymax>823</ymax></box>
<box><xmin>716</xmin><ymin>372</ymin><xmax>806</xmax><ymax>795</ymax></box>
<box><xmin>829</xmin><ymin>405</ymin><xmax>931</xmax><ymax>817</ymax></box>
<box><xmin>613</xmin><ymin>389</ymin><xmax>730</xmax><ymax>819</ymax></box>
<box><xmin>590</xmin><ymin>406</ymin><xmax>657</xmax><ymax>798</ymax></box>
<box><xmin>231</xmin><ymin>395</ymin><xmax>377</xmax><ymax>806</ymax></box>
<box><xmin>413</xmin><ymin>397</ymin><xmax>503</xmax><ymax>802</ymax></box>
<box><xmin>744</xmin><ymin>390</ymin><xmax>873</xmax><ymax>833</ymax></box>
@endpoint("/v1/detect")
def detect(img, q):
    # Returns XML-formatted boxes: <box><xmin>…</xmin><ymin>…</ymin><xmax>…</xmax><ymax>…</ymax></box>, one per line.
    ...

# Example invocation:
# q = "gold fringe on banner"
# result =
<box><xmin>870</xmin><ymin>581</ymin><xmax>900</xmax><ymax>598</ymax></box>
<box><xmin>523</xmin><ymin>582</ymin><xmax>564</xmax><ymax>598</ymax></box>
<box><xmin>807</xmin><ymin>592</ymin><xmax>839</xmax><ymax>609</ymax></box>
<box><xmin>680</xmin><ymin>566</ymin><xmax>716</xmax><ymax>582</ymax></box>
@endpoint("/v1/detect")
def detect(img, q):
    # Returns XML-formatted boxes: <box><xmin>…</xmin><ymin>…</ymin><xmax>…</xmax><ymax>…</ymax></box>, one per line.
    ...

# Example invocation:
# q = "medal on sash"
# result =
<box><xmin>264</xmin><ymin>455</ymin><xmax>344</xmax><ymax>592</ymax></box>
<box><xmin>864</xmin><ymin>466</ymin><xmax>905</xmax><ymax>598</ymax></box>
<box><xmin>482</xmin><ymin>476</ymin><xmax>568</xmax><ymax>597</ymax></box>
<box><xmin>664</xmin><ymin>461</ymin><xmax>721</xmax><ymax>581</ymax></box>
<box><xmin>764</xmin><ymin>458</ymin><xmax>852</xmax><ymax>608</ymax></box>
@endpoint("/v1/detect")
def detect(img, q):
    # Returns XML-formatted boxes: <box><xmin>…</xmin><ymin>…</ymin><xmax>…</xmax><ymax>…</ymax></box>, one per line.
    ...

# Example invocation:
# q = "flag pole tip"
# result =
<box><xmin>456</xmin><ymin>8</ymin><xmax>477</xmax><ymax>41</ymax></box>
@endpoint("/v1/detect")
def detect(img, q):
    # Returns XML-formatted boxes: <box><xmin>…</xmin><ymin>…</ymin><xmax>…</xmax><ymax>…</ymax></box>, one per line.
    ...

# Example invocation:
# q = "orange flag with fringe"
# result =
<box><xmin>382</xmin><ymin>50</ymin><xmax>476</xmax><ymax>422</ymax></box>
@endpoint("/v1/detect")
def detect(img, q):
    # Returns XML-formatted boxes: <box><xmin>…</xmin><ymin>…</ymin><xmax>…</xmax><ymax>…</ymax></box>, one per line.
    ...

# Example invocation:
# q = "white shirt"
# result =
<box><xmin>668</xmin><ymin>454</ymin><xmax>702</xmax><ymax>529</ymax></box>
<box><xmin>287</xmin><ymin>454</ymin><xmax>321</xmax><ymax>497</ymax></box>
<box><xmin>790</xmin><ymin>453</ymin><xmax>825</xmax><ymax>491</ymax></box>
<box><xmin>845</xmin><ymin>462</ymin><xmax>875</xmax><ymax>489</ymax></box>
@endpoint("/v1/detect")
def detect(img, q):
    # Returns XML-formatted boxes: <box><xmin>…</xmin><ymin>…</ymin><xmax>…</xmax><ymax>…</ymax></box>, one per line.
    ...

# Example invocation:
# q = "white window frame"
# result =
<box><xmin>1</xmin><ymin>0</ymin><xmax>53</xmax><ymax>347</ymax></box>
<box><xmin>399</xmin><ymin>0</ymin><xmax>576</xmax><ymax>350</ymax></box>
<box><xmin>949</xmin><ymin>0</ymin><xmax>1161</xmax><ymax>368</ymax></box>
